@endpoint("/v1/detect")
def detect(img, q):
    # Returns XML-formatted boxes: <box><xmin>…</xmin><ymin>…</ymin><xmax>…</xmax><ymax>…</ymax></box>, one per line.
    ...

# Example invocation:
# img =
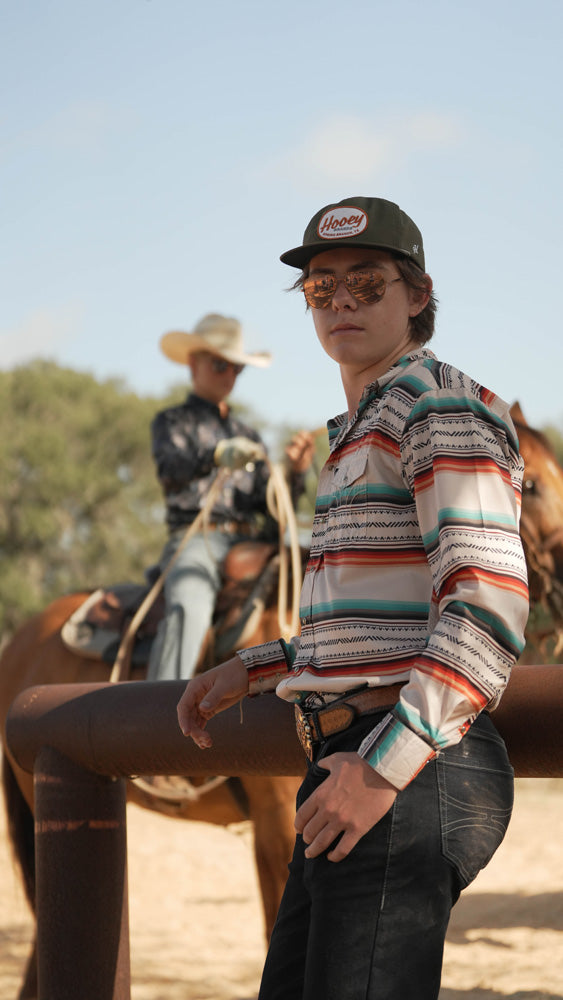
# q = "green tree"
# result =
<box><xmin>0</xmin><ymin>362</ymin><xmax>173</xmax><ymax>638</ymax></box>
<box><xmin>0</xmin><ymin>361</ymin><xmax>317</xmax><ymax>643</ymax></box>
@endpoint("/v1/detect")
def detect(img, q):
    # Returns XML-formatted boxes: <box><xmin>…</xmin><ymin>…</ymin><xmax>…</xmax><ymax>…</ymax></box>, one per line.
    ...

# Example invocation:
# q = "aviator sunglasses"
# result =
<box><xmin>302</xmin><ymin>269</ymin><xmax>403</xmax><ymax>309</ymax></box>
<box><xmin>206</xmin><ymin>355</ymin><xmax>245</xmax><ymax>376</ymax></box>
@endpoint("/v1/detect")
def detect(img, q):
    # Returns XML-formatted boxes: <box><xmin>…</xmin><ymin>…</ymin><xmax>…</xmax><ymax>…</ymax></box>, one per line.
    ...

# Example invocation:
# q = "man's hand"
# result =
<box><xmin>214</xmin><ymin>436</ymin><xmax>266</xmax><ymax>470</ymax></box>
<box><xmin>177</xmin><ymin>655</ymin><xmax>249</xmax><ymax>748</ymax></box>
<box><xmin>295</xmin><ymin>752</ymin><xmax>397</xmax><ymax>862</ymax></box>
<box><xmin>285</xmin><ymin>431</ymin><xmax>315</xmax><ymax>474</ymax></box>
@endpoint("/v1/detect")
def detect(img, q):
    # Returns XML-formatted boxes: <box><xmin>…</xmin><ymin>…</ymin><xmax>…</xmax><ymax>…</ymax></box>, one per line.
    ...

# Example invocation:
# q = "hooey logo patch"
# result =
<box><xmin>317</xmin><ymin>206</ymin><xmax>368</xmax><ymax>240</ymax></box>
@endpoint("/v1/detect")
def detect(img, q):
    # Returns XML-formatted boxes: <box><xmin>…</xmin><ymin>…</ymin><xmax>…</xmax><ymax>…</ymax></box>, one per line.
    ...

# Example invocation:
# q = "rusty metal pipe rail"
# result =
<box><xmin>5</xmin><ymin>664</ymin><xmax>563</xmax><ymax>1000</ymax></box>
<box><xmin>6</xmin><ymin>682</ymin><xmax>304</xmax><ymax>778</ymax></box>
<box><xmin>6</xmin><ymin>664</ymin><xmax>563</xmax><ymax>780</ymax></box>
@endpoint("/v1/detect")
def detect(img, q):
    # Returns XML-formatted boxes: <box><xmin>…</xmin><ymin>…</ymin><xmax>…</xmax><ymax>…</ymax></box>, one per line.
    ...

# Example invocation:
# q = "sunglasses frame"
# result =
<box><xmin>302</xmin><ymin>270</ymin><xmax>402</xmax><ymax>310</ymax></box>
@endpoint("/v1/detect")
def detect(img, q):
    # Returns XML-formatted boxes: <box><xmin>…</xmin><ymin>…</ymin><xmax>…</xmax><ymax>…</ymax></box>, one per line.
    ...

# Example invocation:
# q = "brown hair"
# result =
<box><xmin>290</xmin><ymin>253</ymin><xmax>438</xmax><ymax>345</ymax></box>
<box><xmin>394</xmin><ymin>256</ymin><xmax>437</xmax><ymax>345</ymax></box>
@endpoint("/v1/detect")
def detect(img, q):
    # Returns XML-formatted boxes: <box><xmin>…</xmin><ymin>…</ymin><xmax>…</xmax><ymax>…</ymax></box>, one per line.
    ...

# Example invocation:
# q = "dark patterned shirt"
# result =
<box><xmin>151</xmin><ymin>393</ymin><xmax>299</xmax><ymax>535</ymax></box>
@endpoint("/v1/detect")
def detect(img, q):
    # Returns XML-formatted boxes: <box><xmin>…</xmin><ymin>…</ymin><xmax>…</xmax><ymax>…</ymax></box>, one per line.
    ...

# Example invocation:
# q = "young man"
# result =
<box><xmin>148</xmin><ymin>312</ymin><xmax>313</xmax><ymax>682</ymax></box>
<box><xmin>177</xmin><ymin>200</ymin><xmax>529</xmax><ymax>999</ymax></box>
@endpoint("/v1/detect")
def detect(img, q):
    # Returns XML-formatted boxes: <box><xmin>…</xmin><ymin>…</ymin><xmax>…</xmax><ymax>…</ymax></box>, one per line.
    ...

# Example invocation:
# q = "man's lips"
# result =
<box><xmin>329</xmin><ymin>322</ymin><xmax>363</xmax><ymax>334</ymax></box>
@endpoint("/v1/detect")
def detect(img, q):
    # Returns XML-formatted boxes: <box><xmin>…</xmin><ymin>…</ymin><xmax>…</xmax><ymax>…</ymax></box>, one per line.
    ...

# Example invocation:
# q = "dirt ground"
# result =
<box><xmin>0</xmin><ymin>772</ymin><xmax>562</xmax><ymax>1000</ymax></box>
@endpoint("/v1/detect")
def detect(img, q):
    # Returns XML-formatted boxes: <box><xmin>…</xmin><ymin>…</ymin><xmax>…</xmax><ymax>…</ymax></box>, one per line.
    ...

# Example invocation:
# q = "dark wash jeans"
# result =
<box><xmin>258</xmin><ymin>711</ymin><xmax>513</xmax><ymax>1000</ymax></box>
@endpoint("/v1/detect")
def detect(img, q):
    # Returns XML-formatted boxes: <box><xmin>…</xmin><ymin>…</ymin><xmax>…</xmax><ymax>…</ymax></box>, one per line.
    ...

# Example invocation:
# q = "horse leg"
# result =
<box><xmin>241</xmin><ymin>774</ymin><xmax>302</xmax><ymax>941</ymax></box>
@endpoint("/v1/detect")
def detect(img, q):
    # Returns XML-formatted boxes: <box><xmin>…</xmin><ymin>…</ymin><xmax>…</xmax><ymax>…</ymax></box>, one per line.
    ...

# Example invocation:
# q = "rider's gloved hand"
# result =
<box><xmin>214</xmin><ymin>436</ymin><xmax>266</xmax><ymax>470</ymax></box>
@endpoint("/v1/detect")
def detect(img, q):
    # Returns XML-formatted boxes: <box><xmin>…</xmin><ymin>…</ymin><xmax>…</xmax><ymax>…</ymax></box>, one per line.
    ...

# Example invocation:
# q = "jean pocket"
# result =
<box><xmin>436</xmin><ymin>726</ymin><xmax>514</xmax><ymax>889</ymax></box>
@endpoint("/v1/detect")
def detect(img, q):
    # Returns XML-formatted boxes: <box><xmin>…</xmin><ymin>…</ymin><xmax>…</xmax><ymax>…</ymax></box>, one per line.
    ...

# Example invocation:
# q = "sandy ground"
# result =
<box><xmin>0</xmin><ymin>773</ymin><xmax>562</xmax><ymax>1000</ymax></box>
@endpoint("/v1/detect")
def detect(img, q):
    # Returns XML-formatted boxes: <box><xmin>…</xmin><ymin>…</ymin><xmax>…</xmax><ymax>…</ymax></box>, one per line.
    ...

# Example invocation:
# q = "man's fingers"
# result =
<box><xmin>326</xmin><ymin>830</ymin><xmax>360</xmax><ymax>863</ymax></box>
<box><xmin>299</xmin><ymin>811</ymin><xmax>360</xmax><ymax>861</ymax></box>
<box><xmin>294</xmin><ymin>795</ymin><xmax>317</xmax><ymax>834</ymax></box>
<box><xmin>294</xmin><ymin>753</ymin><xmax>397</xmax><ymax>862</ymax></box>
<box><xmin>302</xmin><ymin>823</ymin><xmax>344</xmax><ymax>860</ymax></box>
<box><xmin>177</xmin><ymin>678</ymin><xmax>218</xmax><ymax>744</ymax></box>
<box><xmin>179</xmin><ymin>706</ymin><xmax>213</xmax><ymax>748</ymax></box>
<box><xmin>177</xmin><ymin>656</ymin><xmax>249</xmax><ymax>746</ymax></box>
<box><xmin>299</xmin><ymin>811</ymin><xmax>324</xmax><ymax>845</ymax></box>
<box><xmin>285</xmin><ymin>431</ymin><xmax>315</xmax><ymax>472</ymax></box>
<box><xmin>177</xmin><ymin>682</ymin><xmax>209</xmax><ymax>724</ymax></box>
<box><xmin>188</xmin><ymin>724</ymin><xmax>213</xmax><ymax>749</ymax></box>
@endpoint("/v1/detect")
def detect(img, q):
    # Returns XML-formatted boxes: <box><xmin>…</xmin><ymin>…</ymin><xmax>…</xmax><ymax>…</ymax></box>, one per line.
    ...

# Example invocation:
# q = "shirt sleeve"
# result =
<box><xmin>358</xmin><ymin>390</ymin><xmax>529</xmax><ymax>789</ymax></box>
<box><xmin>238</xmin><ymin>637</ymin><xmax>299</xmax><ymax>695</ymax></box>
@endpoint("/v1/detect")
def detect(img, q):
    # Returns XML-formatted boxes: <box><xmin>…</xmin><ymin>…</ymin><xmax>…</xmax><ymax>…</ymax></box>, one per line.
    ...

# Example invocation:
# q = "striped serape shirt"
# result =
<box><xmin>238</xmin><ymin>349</ymin><xmax>529</xmax><ymax>790</ymax></box>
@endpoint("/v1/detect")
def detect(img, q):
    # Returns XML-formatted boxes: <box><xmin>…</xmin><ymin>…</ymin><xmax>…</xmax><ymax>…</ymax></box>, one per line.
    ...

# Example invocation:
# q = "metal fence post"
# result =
<box><xmin>34</xmin><ymin>746</ymin><xmax>130</xmax><ymax>1000</ymax></box>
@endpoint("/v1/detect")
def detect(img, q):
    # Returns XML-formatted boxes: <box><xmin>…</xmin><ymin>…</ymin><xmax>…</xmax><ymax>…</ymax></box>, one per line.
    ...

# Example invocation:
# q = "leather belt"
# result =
<box><xmin>294</xmin><ymin>683</ymin><xmax>405</xmax><ymax>761</ymax></box>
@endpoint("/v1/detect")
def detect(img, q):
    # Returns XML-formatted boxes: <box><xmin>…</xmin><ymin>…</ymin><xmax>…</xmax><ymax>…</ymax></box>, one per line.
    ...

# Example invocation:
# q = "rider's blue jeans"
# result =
<box><xmin>258</xmin><ymin>710</ymin><xmax>513</xmax><ymax>1000</ymax></box>
<box><xmin>147</xmin><ymin>529</ymin><xmax>241</xmax><ymax>681</ymax></box>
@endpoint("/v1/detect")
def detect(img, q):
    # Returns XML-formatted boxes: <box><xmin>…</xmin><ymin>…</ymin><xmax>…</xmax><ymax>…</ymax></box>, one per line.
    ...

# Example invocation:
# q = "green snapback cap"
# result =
<box><xmin>280</xmin><ymin>196</ymin><xmax>425</xmax><ymax>271</ymax></box>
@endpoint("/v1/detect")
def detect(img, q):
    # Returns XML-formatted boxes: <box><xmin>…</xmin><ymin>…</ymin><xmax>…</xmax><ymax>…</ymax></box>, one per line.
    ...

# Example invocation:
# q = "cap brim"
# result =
<box><xmin>280</xmin><ymin>241</ymin><xmax>420</xmax><ymax>270</ymax></box>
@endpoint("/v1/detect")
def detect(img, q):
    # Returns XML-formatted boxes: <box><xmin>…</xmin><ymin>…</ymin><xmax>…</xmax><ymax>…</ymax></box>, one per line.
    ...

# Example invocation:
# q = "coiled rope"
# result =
<box><xmin>265</xmin><ymin>459</ymin><xmax>302</xmax><ymax>641</ymax></box>
<box><xmin>110</xmin><ymin>457</ymin><xmax>302</xmax><ymax>683</ymax></box>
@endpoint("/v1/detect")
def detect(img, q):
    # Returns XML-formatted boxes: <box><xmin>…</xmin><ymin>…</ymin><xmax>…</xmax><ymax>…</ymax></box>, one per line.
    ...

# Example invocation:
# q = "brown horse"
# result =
<box><xmin>0</xmin><ymin>550</ymin><xmax>305</xmax><ymax>1000</ymax></box>
<box><xmin>510</xmin><ymin>402</ymin><xmax>563</xmax><ymax>655</ymax></box>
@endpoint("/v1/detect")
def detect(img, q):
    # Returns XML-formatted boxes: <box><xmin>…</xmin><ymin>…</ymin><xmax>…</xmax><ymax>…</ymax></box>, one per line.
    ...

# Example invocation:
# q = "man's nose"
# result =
<box><xmin>331</xmin><ymin>278</ymin><xmax>357</xmax><ymax>309</ymax></box>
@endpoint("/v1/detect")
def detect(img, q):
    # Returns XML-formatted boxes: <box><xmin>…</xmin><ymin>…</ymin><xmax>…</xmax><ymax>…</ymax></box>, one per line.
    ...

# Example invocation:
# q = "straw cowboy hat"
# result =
<box><xmin>159</xmin><ymin>313</ymin><xmax>272</xmax><ymax>368</ymax></box>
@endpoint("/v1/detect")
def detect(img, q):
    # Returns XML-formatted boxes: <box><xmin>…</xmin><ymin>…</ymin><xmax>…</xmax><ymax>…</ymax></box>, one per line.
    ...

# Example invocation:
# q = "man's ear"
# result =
<box><xmin>408</xmin><ymin>275</ymin><xmax>432</xmax><ymax>318</ymax></box>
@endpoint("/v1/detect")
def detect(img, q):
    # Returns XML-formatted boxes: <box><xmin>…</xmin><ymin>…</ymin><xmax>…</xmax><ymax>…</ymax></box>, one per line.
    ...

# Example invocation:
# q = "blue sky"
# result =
<box><xmin>2</xmin><ymin>0</ymin><xmax>562</xmax><ymax>440</ymax></box>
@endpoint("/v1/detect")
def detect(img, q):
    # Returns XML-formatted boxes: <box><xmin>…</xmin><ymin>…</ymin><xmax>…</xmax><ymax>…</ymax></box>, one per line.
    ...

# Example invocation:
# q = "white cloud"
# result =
<box><xmin>300</xmin><ymin>117</ymin><xmax>393</xmax><ymax>181</ymax></box>
<box><xmin>268</xmin><ymin>111</ymin><xmax>464</xmax><ymax>186</ymax></box>
<box><xmin>0</xmin><ymin>305</ymin><xmax>83</xmax><ymax>368</ymax></box>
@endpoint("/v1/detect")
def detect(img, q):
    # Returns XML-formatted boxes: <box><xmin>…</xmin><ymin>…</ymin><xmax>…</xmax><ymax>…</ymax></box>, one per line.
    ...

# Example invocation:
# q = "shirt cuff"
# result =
<box><xmin>237</xmin><ymin>640</ymin><xmax>291</xmax><ymax>696</ymax></box>
<box><xmin>357</xmin><ymin>712</ymin><xmax>437</xmax><ymax>790</ymax></box>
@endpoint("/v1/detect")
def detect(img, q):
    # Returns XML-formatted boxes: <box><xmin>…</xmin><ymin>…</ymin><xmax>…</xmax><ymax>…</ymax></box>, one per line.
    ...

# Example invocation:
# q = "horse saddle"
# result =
<box><xmin>60</xmin><ymin>540</ymin><xmax>279</xmax><ymax>667</ymax></box>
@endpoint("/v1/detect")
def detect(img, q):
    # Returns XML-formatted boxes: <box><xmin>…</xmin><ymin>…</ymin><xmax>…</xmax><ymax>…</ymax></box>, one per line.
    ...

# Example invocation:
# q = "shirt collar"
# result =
<box><xmin>363</xmin><ymin>347</ymin><xmax>435</xmax><ymax>398</ymax></box>
<box><xmin>187</xmin><ymin>392</ymin><xmax>230</xmax><ymax>418</ymax></box>
<box><xmin>327</xmin><ymin>348</ymin><xmax>436</xmax><ymax>450</ymax></box>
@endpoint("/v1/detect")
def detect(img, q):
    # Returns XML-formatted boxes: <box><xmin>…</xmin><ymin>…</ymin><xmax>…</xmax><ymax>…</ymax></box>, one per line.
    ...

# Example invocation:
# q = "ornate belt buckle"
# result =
<box><xmin>294</xmin><ymin>707</ymin><xmax>314</xmax><ymax>761</ymax></box>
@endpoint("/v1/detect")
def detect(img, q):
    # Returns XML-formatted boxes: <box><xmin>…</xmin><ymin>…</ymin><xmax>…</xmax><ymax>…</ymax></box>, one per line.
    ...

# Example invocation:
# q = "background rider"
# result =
<box><xmin>148</xmin><ymin>312</ymin><xmax>314</xmax><ymax>683</ymax></box>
